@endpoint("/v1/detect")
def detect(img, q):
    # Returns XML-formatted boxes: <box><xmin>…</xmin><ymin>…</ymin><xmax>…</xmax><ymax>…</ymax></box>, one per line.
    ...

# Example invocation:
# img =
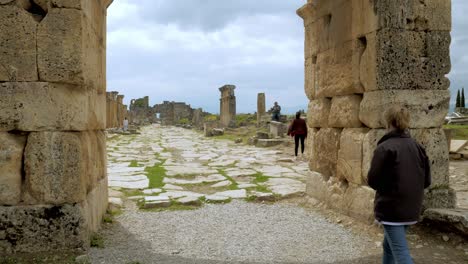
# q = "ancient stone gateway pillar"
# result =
<box><xmin>0</xmin><ymin>0</ymin><xmax>112</xmax><ymax>252</ymax></box>
<box><xmin>257</xmin><ymin>93</ymin><xmax>266</xmax><ymax>124</ymax></box>
<box><xmin>297</xmin><ymin>0</ymin><xmax>454</xmax><ymax>221</ymax></box>
<box><xmin>219</xmin><ymin>85</ymin><xmax>236</xmax><ymax>127</ymax></box>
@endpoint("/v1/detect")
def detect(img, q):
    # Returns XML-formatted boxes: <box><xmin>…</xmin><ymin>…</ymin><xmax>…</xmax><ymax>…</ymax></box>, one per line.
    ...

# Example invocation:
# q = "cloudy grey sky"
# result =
<box><xmin>107</xmin><ymin>0</ymin><xmax>467</xmax><ymax>114</ymax></box>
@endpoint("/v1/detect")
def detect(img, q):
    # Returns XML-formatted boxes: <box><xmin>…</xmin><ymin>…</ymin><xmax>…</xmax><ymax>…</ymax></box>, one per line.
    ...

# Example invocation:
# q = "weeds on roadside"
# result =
<box><xmin>90</xmin><ymin>234</ymin><xmax>104</xmax><ymax>249</ymax></box>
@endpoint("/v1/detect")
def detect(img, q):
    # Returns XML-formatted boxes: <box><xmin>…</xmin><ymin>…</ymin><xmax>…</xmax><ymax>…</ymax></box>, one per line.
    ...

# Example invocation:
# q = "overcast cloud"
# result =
<box><xmin>107</xmin><ymin>0</ymin><xmax>467</xmax><ymax>114</ymax></box>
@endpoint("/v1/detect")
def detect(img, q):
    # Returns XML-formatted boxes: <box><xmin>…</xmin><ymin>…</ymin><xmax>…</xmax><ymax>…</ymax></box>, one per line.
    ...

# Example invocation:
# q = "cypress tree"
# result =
<box><xmin>462</xmin><ymin>88</ymin><xmax>466</xmax><ymax>108</ymax></box>
<box><xmin>456</xmin><ymin>89</ymin><xmax>461</xmax><ymax>108</ymax></box>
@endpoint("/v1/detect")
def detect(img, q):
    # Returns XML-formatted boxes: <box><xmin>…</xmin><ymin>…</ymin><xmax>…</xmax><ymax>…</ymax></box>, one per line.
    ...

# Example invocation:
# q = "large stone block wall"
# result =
<box><xmin>0</xmin><ymin>0</ymin><xmax>111</xmax><ymax>252</ymax></box>
<box><xmin>298</xmin><ymin>0</ymin><xmax>454</xmax><ymax>222</ymax></box>
<box><xmin>106</xmin><ymin>91</ymin><xmax>127</xmax><ymax>128</ymax></box>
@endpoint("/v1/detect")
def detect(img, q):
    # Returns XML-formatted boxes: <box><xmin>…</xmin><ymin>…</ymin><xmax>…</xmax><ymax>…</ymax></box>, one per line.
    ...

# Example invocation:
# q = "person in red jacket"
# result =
<box><xmin>367</xmin><ymin>106</ymin><xmax>431</xmax><ymax>264</ymax></box>
<box><xmin>288</xmin><ymin>111</ymin><xmax>308</xmax><ymax>160</ymax></box>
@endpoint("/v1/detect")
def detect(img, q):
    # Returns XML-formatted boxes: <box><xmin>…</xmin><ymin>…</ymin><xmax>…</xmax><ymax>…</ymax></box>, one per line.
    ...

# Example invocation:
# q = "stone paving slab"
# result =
<box><xmin>107</xmin><ymin>124</ymin><xmax>309</xmax><ymax>208</ymax></box>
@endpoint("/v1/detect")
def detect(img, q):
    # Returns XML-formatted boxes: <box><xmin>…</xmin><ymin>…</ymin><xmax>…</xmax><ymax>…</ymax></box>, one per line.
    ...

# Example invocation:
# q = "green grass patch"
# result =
<box><xmin>235</xmin><ymin>113</ymin><xmax>256</xmax><ymax>127</ymax></box>
<box><xmin>443</xmin><ymin>124</ymin><xmax>468</xmax><ymax>139</ymax></box>
<box><xmin>128</xmin><ymin>160</ymin><xmax>139</xmax><ymax>167</ymax></box>
<box><xmin>121</xmin><ymin>189</ymin><xmax>145</xmax><ymax>197</ymax></box>
<box><xmin>145</xmin><ymin>161</ymin><xmax>167</xmax><ymax>189</ymax></box>
<box><xmin>217</xmin><ymin>169</ymin><xmax>239</xmax><ymax>190</ymax></box>
<box><xmin>253</xmin><ymin>172</ymin><xmax>269</xmax><ymax>184</ymax></box>
<box><xmin>90</xmin><ymin>233</ymin><xmax>104</xmax><ymax>248</ymax></box>
<box><xmin>255</xmin><ymin>185</ymin><xmax>271</xmax><ymax>193</ymax></box>
<box><xmin>139</xmin><ymin>200</ymin><xmax>201</xmax><ymax>212</ymax></box>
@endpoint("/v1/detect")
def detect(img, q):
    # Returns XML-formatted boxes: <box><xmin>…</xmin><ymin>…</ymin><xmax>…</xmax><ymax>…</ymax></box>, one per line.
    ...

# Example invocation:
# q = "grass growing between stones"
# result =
<box><xmin>128</xmin><ymin>160</ymin><xmax>139</xmax><ymax>167</ymax></box>
<box><xmin>217</xmin><ymin>169</ymin><xmax>239</xmax><ymax>190</ymax></box>
<box><xmin>138</xmin><ymin>200</ymin><xmax>202</xmax><ymax>212</ymax></box>
<box><xmin>253</xmin><ymin>172</ymin><xmax>269</xmax><ymax>184</ymax></box>
<box><xmin>145</xmin><ymin>161</ymin><xmax>167</xmax><ymax>189</ymax></box>
<box><xmin>122</xmin><ymin>189</ymin><xmax>145</xmax><ymax>197</ymax></box>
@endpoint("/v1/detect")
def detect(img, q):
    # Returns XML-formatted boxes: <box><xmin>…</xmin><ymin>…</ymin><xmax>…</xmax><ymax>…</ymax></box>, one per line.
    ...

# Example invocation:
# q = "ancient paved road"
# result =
<box><xmin>88</xmin><ymin>125</ymin><xmax>467</xmax><ymax>264</ymax></box>
<box><xmin>106</xmin><ymin>125</ymin><xmax>309</xmax><ymax>206</ymax></box>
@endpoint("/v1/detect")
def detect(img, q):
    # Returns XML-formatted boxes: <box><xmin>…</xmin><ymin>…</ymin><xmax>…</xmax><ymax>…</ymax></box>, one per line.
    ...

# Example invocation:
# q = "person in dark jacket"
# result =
<box><xmin>288</xmin><ymin>111</ymin><xmax>308</xmax><ymax>160</ymax></box>
<box><xmin>367</xmin><ymin>106</ymin><xmax>431</xmax><ymax>264</ymax></box>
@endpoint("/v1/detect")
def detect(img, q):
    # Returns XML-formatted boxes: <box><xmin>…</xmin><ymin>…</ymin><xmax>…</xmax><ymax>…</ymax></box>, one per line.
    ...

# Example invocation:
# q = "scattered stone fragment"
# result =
<box><xmin>249</xmin><ymin>191</ymin><xmax>275</xmax><ymax>202</ymax></box>
<box><xmin>211</xmin><ymin>181</ymin><xmax>232</xmax><ymax>188</ymax></box>
<box><xmin>143</xmin><ymin>196</ymin><xmax>171</xmax><ymax>209</ymax></box>
<box><xmin>237</xmin><ymin>183</ymin><xmax>256</xmax><ymax>189</ymax></box>
<box><xmin>163</xmin><ymin>184</ymin><xmax>184</xmax><ymax>190</ymax></box>
<box><xmin>177</xmin><ymin>196</ymin><xmax>202</xmax><ymax>206</ymax></box>
<box><xmin>214</xmin><ymin>189</ymin><xmax>247</xmax><ymax>199</ymax></box>
<box><xmin>205</xmin><ymin>195</ymin><xmax>231</xmax><ymax>203</ymax></box>
<box><xmin>143</xmin><ymin>188</ymin><xmax>162</xmax><ymax>195</ymax></box>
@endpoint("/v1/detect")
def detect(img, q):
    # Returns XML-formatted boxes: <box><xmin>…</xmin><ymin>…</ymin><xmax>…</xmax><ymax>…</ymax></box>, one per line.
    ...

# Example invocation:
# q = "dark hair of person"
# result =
<box><xmin>384</xmin><ymin>106</ymin><xmax>410</xmax><ymax>132</ymax></box>
<box><xmin>296</xmin><ymin>111</ymin><xmax>301</xmax><ymax>119</ymax></box>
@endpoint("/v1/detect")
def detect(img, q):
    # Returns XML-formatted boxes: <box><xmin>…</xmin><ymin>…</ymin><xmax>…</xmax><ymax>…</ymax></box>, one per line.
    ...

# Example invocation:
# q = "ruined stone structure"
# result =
<box><xmin>298</xmin><ymin>0</ymin><xmax>454</xmax><ymax>222</ymax></box>
<box><xmin>219</xmin><ymin>85</ymin><xmax>236</xmax><ymax>127</ymax></box>
<box><xmin>106</xmin><ymin>91</ymin><xmax>128</xmax><ymax>128</ymax></box>
<box><xmin>192</xmin><ymin>108</ymin><xmax>204</xmax><ymax>129</ymax></box>
<box><xmin>154</xmin><ymin>101</ymin><xmax>194</xmax><ymax>126</ymax></box>
<box><xmin>0</xmin><ymin>0</ymin><xmax>112</xmax><ymax>252</ymax></box>
<box><xmin>128</xmin><ymin>96</ymin><xmax>156</xmax><ymax>125</ymax></box>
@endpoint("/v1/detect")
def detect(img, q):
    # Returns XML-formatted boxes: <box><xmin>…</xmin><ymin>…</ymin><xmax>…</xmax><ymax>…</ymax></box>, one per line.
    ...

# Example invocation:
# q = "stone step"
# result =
<box><xmin>256</xmin><ymin>139</ymin><xmax>286</xmax><ymax>148</ymax></box>
<box><xmin>423</xmin><ymin>208</ymin><xmax>468</xmax><ymax>237</ymax></box>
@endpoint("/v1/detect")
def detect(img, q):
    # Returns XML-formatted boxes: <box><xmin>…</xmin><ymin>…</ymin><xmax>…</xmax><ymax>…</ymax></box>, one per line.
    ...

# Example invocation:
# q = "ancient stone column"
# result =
<box><xmin>0</xmin><ymin>0</ymin><xmax>112</xmax><ymax>252</ymax></box>
<box><xmin>117</xmin><ymin>94</ymin><xmax>124</xmax><ymax>128</ymax></box>
<box><xmin>106</xmin><ymin>92</ymin><xmax>112</xmax><ymax>128</ymax></box>
<box><xmin>219</xmin><ymin>85</ymin><xmax>236</xmax><ymax>127</ymax></box>
<box><xmin>257</xmin><ymin>93</ymin><xmax>266</xmax><ymax>124</ymax></box>
<box><xmin>297</xmin><ymin>0</ymin><xmax>453</xmax><ymax>222</ymax></box>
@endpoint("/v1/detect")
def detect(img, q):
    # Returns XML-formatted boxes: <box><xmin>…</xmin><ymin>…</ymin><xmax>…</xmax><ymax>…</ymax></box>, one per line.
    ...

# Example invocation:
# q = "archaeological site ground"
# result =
<box><xmin>0</xmin><ymin>0</ymin><xmax>468</xmax><ymax>263</ymax></box>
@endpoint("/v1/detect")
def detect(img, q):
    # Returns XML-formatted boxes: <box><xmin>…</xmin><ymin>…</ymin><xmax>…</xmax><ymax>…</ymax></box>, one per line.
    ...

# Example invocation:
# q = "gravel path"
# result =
<box><xmin>89</xmin><ymin>201</ymin><xmax>378</xmax><ymax>264</ymax></box>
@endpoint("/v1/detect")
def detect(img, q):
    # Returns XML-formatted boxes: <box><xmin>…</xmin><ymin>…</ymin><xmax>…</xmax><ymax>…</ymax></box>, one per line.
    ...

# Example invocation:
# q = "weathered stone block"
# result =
<box><xmin>313</xmin><ymin>128</ymin><xmax>342</xmax><ymax>177</ymax></box>
<box><xmin>299</xmin><ymin>0</ymin><xmax>353</xmax><ymax>53</ymax></box>
<box><xmin>306</xmin><ymin>172</ymin><xmax>376</xmax><ymax>223</ymax></box>
<box><xmin>37</xmin><ymin>8</ymin><xmax>83</xmax><ymax>84</ymax></box>
<box><xmin>0</xmin><ymin>133</ymin><xmax>26</xmax><ymax>205</ymax></box>
<box><xmin>306</xmin><ymin>127</ymin><xmax>318</xmax><ymax>171</ymax></box>
<box><xmin>423</xmin><ymin>187</ymin><xmax>456</xmax><ymax>210</ymax></box>
<box><xmin>80</xmin><ymin>131</ymin><xmax>107</xmax><ymax>193</ymax></box>
<box><xmin>81</xmin><ymin>178</ymin><xmax>108</xmax><ymax>234</ymax></box>
<box><xmin>24</xmin><ymin>132</ymin><xmax>86</xmax><ymax>204</ymax></box>
<box><xmin>0</xmin><ymin>204</ymin><xmax>87</xmax><ymax>253</ymax></box>
<box><xmin>337</xmin><ymin>128</ymin><xmax>369</xmax><ymax>184</ymax></box>
<box><xmin>316</xmin><ymin>40</ymin><xmax>365</xmax><ymax>98</ymax></box>
<box><xmin>0</xmin><ymin>82</ymin><xmax>106</xmax><ymax>131</ymax></box>
<box><xmin>307</xmin><ymin>98</ymin><xmax>330</xmax><ymax>128</ymax></box>
<box><xmin>0</xmin><ymin>5</ymin><xmax>38</xmax><ymax>81</ymax></box>
<box><xmin>411</xmin><ymin>128</ymin><xmax>449</xmax><ymax>187</ymax></box>
<box><xmin>304</xmin><ymin>57</ymin><xmax>317</xmax><ymax>100</ymax></box>
<box><xmin>359</xmin><ymin>90</ymin><xmax>450</xmax><ymax>129</ymax></box>
<box><xmin>360</xmin><ymin>29</ymin><xmax>450</xmax><ymax>91</ymax></box>
<box><xmin>352</xmin><ymin>0</ymin><xmax>451</xmax><ymax>37</ymax></box>
<box><xmin>328</xmin><ymin>95</ymin><xmax>363</xmax><ymax>128</ymax></box>
<box><xmin>342</xmin><ymin>184</ymin><xmax>375</xmax><ymax>222</ymax></box>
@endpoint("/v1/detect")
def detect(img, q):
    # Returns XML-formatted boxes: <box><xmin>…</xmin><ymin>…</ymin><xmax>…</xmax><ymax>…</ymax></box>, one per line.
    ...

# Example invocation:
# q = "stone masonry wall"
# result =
<box><xmin>297</xmin><ymin>0</ymin><xmax>454</xmax><ymax>222</ymax></box>
<box><xmin>106</xmin><ymin>91</ymin><xmax>127</xmax><ymax>128</ymax></box>
<box><xmin>0</xmin><ymin>0</ymin><xmax>111</xmax><ymax>252</ymax></box>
